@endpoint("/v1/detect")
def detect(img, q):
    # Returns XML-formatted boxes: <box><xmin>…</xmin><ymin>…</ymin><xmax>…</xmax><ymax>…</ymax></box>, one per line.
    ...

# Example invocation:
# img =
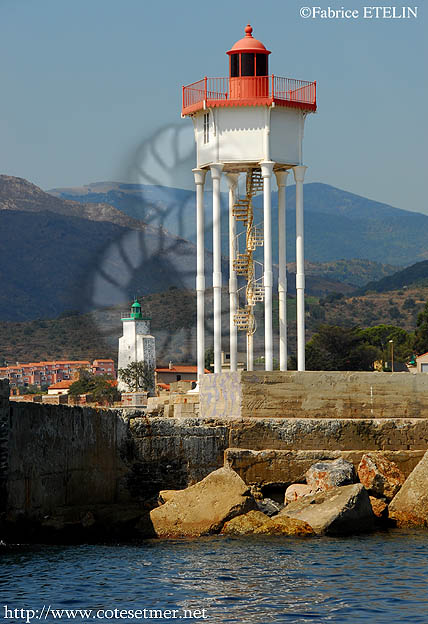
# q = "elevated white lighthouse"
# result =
<box><xmin>117</xmin><ymin>299</ymin><xmax>156</xmax><ymax>391</ymax></box>
<box><xmin>182</xmin><ymin>24</ymin><xmax>316</xmax><ymax>376</ymax></box>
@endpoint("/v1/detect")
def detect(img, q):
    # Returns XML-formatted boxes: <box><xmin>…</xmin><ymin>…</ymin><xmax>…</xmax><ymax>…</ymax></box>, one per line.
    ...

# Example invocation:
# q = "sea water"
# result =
<box><xmin>1</xmin><ymin>531</ymin><xmax>428</xmax><ymax>623</ymax></box>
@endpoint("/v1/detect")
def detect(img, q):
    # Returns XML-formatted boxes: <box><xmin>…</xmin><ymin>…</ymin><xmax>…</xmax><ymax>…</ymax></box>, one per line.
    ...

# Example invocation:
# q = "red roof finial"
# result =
<box><xmin>227</xmin><ymin>25</ymin><xmax>270</xmax><ymax>55</ymax></box>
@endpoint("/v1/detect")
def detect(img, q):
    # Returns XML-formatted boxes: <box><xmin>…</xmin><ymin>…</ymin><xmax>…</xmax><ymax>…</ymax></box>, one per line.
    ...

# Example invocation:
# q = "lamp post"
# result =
<box><xmin>389</xmin><ymin>339</ymin><xmax>394</xmax><ymax>372</ymax></box>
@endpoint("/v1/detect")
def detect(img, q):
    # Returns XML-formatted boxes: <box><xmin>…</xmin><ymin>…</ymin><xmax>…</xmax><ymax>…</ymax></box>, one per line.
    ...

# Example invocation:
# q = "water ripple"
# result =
<box><xmin>1</xmin><ymin>531</ymin><xmax>428</xmax><ymax>622</ymax></box>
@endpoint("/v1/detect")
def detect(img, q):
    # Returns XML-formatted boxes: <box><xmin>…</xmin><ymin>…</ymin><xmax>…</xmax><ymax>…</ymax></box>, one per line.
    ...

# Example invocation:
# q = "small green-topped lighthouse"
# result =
<box><xmin>118</xmin><ymin>298</ymin><xmax>156</xmax><ymax>392</ymax></box>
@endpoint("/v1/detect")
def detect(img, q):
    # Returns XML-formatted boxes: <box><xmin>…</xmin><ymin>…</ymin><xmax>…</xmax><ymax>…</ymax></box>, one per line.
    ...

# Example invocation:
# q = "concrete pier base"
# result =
<box><xmin>199</xmin><ymin>371</ymin><xmax>428</xmax><ymax>420</ymax></box>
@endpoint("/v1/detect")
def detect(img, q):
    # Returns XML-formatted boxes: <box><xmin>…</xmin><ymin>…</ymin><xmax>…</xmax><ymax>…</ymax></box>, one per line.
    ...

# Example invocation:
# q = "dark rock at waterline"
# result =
<box><xmin>0</xmin><ymin>504</ymin><xmax>157</xmax><ymax>544</ymax></box>
<box><xmin>221</xmin><ymin>510</ymin><xmax>269</xmax><ymax>535</ymax></box>
<box><xmin>254</xmin><ymin>516</ymin><xmax>315</xmax><ymax>536</ymax></box>
<box><xmin>256</xmin><ymin>497</ymin><xmax>284</xmax><ymax>517</ymax></box>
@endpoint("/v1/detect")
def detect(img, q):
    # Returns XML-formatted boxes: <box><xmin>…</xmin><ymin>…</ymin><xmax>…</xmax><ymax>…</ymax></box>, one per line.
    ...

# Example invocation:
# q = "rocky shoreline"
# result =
<box><xmin>2</xmin><ymin>451</ymin><xmax>428</xmax><ymax>544</ymax></box>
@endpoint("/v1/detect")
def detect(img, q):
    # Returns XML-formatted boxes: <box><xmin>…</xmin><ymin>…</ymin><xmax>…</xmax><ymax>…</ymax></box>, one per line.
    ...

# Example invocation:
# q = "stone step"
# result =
<box><xmin>226</xmin><ymin>417</ymin><xmax>428</xmax><ymax>452</ymax></box>
<box><xmin>224</xmin><ymin>448</ymin><xmax>424</xmax><ymax>486</ymax></box>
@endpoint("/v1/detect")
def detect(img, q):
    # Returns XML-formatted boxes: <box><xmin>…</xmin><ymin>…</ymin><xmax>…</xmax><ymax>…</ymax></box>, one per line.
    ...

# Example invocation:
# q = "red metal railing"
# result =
<box><xmin>182</xmin><ymin>75</ymin><xmax>316</xmax><ymax>113</ymax></box>
<box><xmin>272</xmin><ymin>76</ymin><xmax>316</xmax><ymax>106</ymax></box>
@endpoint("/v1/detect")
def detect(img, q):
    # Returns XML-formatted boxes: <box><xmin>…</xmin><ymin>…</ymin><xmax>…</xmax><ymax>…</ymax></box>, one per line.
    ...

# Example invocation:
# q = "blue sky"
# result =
<box><xmin>1</xmin><ymin>0</ymin><xmax>427</xmax><ymax>213</ymax></box>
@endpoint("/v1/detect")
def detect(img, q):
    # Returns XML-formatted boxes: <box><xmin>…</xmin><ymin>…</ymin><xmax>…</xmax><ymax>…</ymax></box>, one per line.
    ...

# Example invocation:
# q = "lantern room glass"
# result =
<box><xmin>229</xmin><ymin>53</ymin><xmax>269</xmax><ymax>78</ymax></box>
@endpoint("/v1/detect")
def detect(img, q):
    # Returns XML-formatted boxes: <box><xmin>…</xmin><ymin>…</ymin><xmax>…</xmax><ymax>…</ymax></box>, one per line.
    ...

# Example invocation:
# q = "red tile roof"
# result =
<box><xmin>48</xmin><ymin>380</ymin><xmax>75</xmax><ymax>390</ymax></box>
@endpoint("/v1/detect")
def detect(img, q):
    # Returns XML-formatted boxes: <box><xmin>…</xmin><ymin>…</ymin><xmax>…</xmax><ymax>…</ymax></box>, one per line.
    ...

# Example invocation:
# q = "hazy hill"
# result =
<box><xmin>0</xmin><ymin>175</ymin><xmax>150</xmax><ymax>232</ymax></box>
<box><xmin>0</xmin><ymin>209</ymin><xmax>349</xmax><ymax>322</ymax></box>
<box><xmin>302</xmin><ymin>261</ymin><xmax>428</xmax><ymax>335</ymax></box>
<box><xmin>0</xmin><ymin>176</ymin><xmax>355</xmax><ymax>321</ymax></box>
<box><xmin>312</xmin><ymin>286</ymin><xmax>428</xmax><ymax>333</ymax></box>
<box><xmin>0</xmin><ymin>209</ymin><xmax>207</xmax><ymax>321</ymax></box>
<box><xmin>287</xmin><ymin>259</ymin><xmax>399</xmax><ymax>288</ymax></box>
<box><xmin>357</xmin><ymin>260</ymin><xmax>428</xmax><ymax>295</ymax></box>
<box><xmin>50</xmin><ymin>181</ymin><xmax>428</xmax><ymax>266</ymax></box>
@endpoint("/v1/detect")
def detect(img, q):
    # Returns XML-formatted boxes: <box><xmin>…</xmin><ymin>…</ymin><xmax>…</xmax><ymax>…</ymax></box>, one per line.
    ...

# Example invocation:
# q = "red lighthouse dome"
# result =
<box><xmin>227</xmin><ymin>24</ymin><xmax>271</xmax><ymax>55</ymax></box>
<box><xmin>227</xmin><ymin>25</ymin><xmax>271</xmax><ymax>98</ymax></box>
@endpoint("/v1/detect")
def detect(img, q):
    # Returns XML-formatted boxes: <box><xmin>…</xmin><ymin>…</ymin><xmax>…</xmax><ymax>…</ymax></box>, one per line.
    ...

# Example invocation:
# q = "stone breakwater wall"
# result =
<box><xmin>6</xmin><ymin>394</ymin><xmax>129</xmax><ymax>518</ymax></box>
<box><xmin>0</xmin><ymin>380</ymin><xmax>9</xmax><ymax>512</ymax></box>
<box><xmin>2</xmin><ymin>376</ymin><xmax>428</xmax><ymax>527</ymax></box>
<box><xmin>199</xmin><ymin>371</ymin><xmax>428</xmax><ymax>419</ymax></box>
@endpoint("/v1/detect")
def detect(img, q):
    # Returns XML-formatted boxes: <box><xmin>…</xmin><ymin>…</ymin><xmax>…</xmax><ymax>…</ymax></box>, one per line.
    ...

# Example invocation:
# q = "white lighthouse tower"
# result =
<box><xmin>118</xmin><ymin>299</ymin><xmax>156</xmax><ymax>391</ymax></box>
<box><xmin>182</xmin><ymin>24</ymin><xmax>316</xmax><ymax>376</ymax></box>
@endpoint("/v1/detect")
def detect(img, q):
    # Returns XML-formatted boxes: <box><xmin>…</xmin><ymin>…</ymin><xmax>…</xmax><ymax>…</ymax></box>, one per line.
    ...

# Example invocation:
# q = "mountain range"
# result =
<box><xmin>1</xmin><ymin>174</ymin><xmax>427</xmax><ymax>323</ymax></box>
<box><xmin>50</xmin><ymin>180</ymin><xmax>428</xmax><ymax>266</ymax></box>
<box><xmin>0</xmin><ymin>176</ymin><xmax>208</xmax><ymax>320</ymax></box>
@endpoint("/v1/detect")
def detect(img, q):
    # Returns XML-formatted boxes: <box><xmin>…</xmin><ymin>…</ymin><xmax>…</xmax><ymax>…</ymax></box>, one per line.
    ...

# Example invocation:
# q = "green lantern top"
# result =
<box><xmin>121</xmin><ymin>298</ymin><xmax>151</xmax><ymax>321</ymax></box>
<box><xmin>131</xmin><ymin>299</ymin><xmax>143</xmax><ymax>319</ymax></box>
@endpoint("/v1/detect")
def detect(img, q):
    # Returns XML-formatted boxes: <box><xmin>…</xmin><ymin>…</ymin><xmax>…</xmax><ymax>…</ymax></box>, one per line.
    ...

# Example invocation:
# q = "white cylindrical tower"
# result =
<box><xmin>182</xmin><ymin>24</ymin><xmax>316</xmax><ymax>374</ymax></box>
<box><xmin>118</xmin><ymin>299</ymin><xmax>156</xmax><ymax>392</ymax></box>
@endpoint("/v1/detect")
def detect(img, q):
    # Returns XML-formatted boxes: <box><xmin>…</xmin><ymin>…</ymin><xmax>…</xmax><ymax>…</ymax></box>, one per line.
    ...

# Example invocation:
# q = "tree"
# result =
<box><xmin>305</xmin><ymin>325</ymin><xmax>379</xmax><ymax>371</ymax></box>
<box><xmin>361</xmin><ymin>324</ymin><xmax>414</xmax><ymax>363</ymax></box>
<box><xmin>68</xmin><ymin>368</ymin><xmax>94</xmax><ymax>397</ymax></box>
<box><xmin>91</xmin><ymin>376</ymin><xmax>120</xmax><ymax>405</ymax></box>
<box><xmin>69</xmin><ymin>368</ymin><xmax>120</xmax><ymax>405</ymax></box>
<box><xmin>414</xmin><ymin>301</ymin><xmax>428</xmax><ymax>355</ymax></box>
<box><xmin>117</xmin><ymin>361</ymin><xmax>155</xmax><ymax>392</ymax></box>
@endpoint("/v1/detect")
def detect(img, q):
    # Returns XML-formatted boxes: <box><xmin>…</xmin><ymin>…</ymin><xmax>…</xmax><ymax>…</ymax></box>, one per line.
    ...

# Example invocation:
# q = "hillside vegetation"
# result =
<box><xmin>1</xmin><ymin>285</ymin><xmax>426</xmax><ymax>367</ymax></box>
<box><xmin>358</xmin><ymin>260</ymin><xmax>428</xmax><ymax>295</ymax></box>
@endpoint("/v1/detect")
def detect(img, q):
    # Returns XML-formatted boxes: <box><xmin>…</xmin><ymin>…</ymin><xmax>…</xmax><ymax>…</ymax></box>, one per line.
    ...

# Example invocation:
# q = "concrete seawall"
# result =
<box><xmin>1</xmin><ymin>374</ymin><xmax>428</xmax><ymax>540</ymax></box>
<box><xmin>7</xmin><ymin>400</ymin><xmax>129</xmax><ymax>517</ymax></box>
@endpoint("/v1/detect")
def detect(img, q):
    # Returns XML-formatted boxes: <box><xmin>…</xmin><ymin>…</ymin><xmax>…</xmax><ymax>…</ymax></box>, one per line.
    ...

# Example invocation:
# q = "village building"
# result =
<box><xmin>416</xmin><ymin>352</ymin><xmax>428</xmax><ymax>373</ymax></box>
<box><xmin>156</xmin><ymin>363</ymin><xmax>210</xmax><ymax>386</ymax></box>
<box><xmin>0</xmin><ymin>358</ymin><xmax>116</xmax><ymax>388</ymax></box>
<box><xmin>47</xmin><ymin>380</ymin><xmax>75</xmax><ymax>396</ymax></box>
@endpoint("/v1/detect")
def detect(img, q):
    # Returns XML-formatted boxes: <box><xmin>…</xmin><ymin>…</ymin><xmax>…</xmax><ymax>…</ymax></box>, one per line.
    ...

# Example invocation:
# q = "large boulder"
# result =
<box><xmin>221</xmin><ymin>510</ymin><xmax>269</xmax><ymax>535</ymax></box>
<box><xmin>306</xmin><ymin>458</ymin><xmax>357</xmax><ymax>492</ymax></box>
<box><xmin>285</xmin><ymin>484</ymin><xmax>313</xmax><ymax>504</ymax></box>
<box><xmin>358</xmin><ymin>453</ymin><xmax>405</xmax><ymax>501</ymax></box>
<box><xmin>149</xmin><ymin>467</ymin><xmax>257</xmax><ymax>538</ymax></box>
<box><xmin>254</xmin><ymin>516</ymin><xmax>315</xmax><ymax>536</ymax></box>
<box><xmin>279</xmin><ymin>483</ymin><xmax>376</xmax><ymax>535</ymax></box>
<box><xmin>389</xmin><ymin>451</ymin><xmax>428</xmax><ymax>527</ymax></box>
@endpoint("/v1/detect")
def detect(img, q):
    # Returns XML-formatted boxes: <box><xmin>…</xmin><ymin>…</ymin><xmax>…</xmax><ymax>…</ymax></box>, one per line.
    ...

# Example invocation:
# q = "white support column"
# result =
<box><xmin>293</xmin><ymin>165</ymin><xmax>307</xmax><ymax>372</ymax></box>
<box><xmin>247</xmin><ymin>333</ymin><xmax>253</xmax><ymax>372</ymax></box>
<box><xmin>193</xmin><ymin>168</ymin><xmax>207</xmax><ymax>379</ymax></box>
<box><xmin>260</xmin><ymin>161</ymin><xmax>275</xmax><ymax>371</ymax></box>
<box><xmin>210</xmin><ymin>163</ymin><xmax>224</xmax><ymax>374</ymax></box>
<box><xmin>226</xmin><ymin>173</ymin><xmax>239</xmax><ymax>372</ymax></box>
<box><xmin>275</xmin><ymin>170</ymin><xmax>289</xmax><ymax>371</ymax></box>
